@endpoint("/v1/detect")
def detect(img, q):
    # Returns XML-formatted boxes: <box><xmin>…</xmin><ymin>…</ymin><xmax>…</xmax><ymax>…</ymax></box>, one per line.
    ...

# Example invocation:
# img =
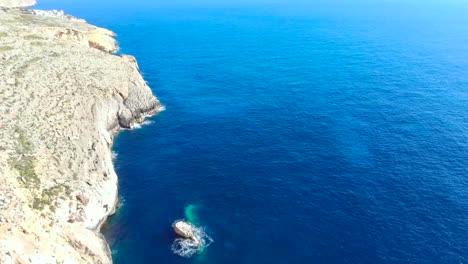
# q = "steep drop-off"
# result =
<box><xmin>0</xmin><ymin>4</ymin><xmax>161</xmax><ymax>263</ymax></box>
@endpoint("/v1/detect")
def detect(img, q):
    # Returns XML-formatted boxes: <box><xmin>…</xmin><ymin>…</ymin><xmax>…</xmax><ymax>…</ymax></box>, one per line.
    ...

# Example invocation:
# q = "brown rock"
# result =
<box><xmin>76</xmin><ymin>194</ymin><xmax>89</xmax><ymax>206</ymax></box>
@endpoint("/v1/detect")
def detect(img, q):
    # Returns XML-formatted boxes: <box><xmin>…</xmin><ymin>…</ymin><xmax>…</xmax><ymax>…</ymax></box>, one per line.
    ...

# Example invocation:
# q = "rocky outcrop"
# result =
<box><xmin>0</xmin><ymin>7</ymin><xmax>161</xmax><ymax>264</ymax></box>
<box><xmin>86</xmin><ymin>28</ymin><xmax>118</xmax><ymax>53</ymax></box>
<box><xmin>174</xmin><ymin>221</ymin><xmax>196</xmax><ymax>240</ymax></box>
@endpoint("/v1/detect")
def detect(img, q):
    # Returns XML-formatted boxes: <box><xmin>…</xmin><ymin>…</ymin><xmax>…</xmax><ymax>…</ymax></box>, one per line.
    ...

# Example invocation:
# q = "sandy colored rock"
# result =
<box><xmin>86</xmin><ymin>28</ymin><xmax>118</xmax><ymax>53</ymax></box>
<box><xmin>6</xmin><ymin>78</ymin><xmax>15</xmax><ymax>85</ymax></box>
<box><xmin>0</xmin><ymin>7</ymin><xmax>161</xmax><ymax>264</ymax></box>
<box><xmin>174</xmin><ymin>221</ymin><xmax>195</xmax><ymax>240</ymax></box>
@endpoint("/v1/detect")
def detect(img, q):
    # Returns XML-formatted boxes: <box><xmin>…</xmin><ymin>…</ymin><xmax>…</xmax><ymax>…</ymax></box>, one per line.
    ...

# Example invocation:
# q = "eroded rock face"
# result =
<box><xmin>174</xmin><ymin>221</ymin><xmax>196</xmax><ymax>240</ymax></box>
<box><xmin>87</xmin><ymin>28</ymin><xmax>118</xmax><ymax>53</ymax></box>
<box><xmin>0</xmin><ymin>6</ymin><xmax>161</xmax><ymax>264</ymax></box>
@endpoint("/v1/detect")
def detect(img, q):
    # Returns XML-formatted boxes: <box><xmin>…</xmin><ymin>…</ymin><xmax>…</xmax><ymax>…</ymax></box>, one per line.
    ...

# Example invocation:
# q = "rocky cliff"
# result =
<box><xmin>0</xmin><ymin>3</ymin><xmax>161</xmax><ymax>263</ymax></box>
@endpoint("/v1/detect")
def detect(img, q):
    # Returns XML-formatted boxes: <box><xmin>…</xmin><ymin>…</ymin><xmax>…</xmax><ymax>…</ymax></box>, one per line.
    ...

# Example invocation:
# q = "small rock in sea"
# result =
<box><xmin>174</xmin><ymin>221</ymin><xmax>195</xmax><ymax>240</ymax></box>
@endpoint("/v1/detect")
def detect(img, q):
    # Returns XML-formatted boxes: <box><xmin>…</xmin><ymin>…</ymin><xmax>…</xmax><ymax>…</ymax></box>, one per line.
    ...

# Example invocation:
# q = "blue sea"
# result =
<box><xmin>37</xmin><ymin>0</ymin><xmax>468</xmax><ymax>263</ymax></box>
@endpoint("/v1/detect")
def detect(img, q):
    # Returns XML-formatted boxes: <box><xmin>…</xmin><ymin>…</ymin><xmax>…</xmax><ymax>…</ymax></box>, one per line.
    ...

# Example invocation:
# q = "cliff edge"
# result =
<box><xmin>0</xmin><ymin>4</ymin><xmax>161</xmax><ymax>264</ymax></box>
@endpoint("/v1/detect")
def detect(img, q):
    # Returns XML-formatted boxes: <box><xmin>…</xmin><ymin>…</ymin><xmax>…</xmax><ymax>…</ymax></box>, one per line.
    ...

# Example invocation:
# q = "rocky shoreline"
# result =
<box><xmin>0</xmin><ymin>1</ymin><xmax>161</xmax><ymax>263</ymax></box>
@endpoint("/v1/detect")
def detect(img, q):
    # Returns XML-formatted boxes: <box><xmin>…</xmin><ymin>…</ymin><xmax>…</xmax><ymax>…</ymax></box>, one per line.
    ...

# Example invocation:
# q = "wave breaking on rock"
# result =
<box><xmin>171</xmin><ymin>220</ymin><xmax>213</xmax><ymax>258</ymax></box>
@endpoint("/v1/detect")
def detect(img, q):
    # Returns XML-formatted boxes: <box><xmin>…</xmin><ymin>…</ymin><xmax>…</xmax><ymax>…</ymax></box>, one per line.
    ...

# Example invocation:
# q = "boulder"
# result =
<box><xmin>174</xmin><ymin>221</ymin><xmax>195</xmax><ymax>240</ymax></box>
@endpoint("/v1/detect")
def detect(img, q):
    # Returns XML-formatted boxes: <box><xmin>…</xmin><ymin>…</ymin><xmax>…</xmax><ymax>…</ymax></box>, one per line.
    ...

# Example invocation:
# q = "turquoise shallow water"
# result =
<box><xmin>37</xmin><ymin>1</ymin><xmax>468</xmax><ymax>263</ymax></box>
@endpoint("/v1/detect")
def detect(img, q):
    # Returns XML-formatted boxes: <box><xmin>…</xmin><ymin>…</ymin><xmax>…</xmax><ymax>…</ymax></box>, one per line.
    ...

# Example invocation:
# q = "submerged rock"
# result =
<box><xmin>174</xmin><ymin>221</ymin><xmax>196</xmax><ymax>240</ymax></box>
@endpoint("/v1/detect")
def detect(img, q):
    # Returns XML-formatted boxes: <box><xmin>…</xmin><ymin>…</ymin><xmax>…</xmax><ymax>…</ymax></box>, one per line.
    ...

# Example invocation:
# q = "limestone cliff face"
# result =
<box><xmin>0</xmin><ymin>6</ymin><xmax>161</xmax><ymax>264</ymax></box>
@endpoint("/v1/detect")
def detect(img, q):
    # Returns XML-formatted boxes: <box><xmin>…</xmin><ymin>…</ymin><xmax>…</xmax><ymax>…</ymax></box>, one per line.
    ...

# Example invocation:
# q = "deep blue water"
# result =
<box><xmin>38</xmin><ymin>1</ymin><xmax>468</xmax><ymax>263</ymax></box>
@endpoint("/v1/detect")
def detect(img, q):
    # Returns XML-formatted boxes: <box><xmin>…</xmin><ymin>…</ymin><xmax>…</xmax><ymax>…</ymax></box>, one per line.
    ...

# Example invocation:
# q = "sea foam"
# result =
<box><xmin>171</xmin><ymin>220</ymin><xmax>213</xmax><ymax>258</ymax></box>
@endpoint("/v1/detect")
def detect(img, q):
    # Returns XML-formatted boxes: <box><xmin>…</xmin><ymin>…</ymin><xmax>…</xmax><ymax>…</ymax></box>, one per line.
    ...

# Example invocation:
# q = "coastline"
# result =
<box><xmin>0</xmin><ymin>2</ymin><xmax>161</xmax><ymax>263</ymax></box>
<box><xmin>95</xmin><ymin>106</ymin><xmax>165</xmax><ymax>232</ymax></box>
